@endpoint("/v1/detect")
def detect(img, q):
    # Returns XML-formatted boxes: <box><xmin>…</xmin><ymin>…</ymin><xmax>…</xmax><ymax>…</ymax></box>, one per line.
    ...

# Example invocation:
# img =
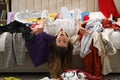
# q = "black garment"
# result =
<box><xmin>0</xmin><ymin>20</ymin><xmax>35</xmax><ymax>40</ymax></box>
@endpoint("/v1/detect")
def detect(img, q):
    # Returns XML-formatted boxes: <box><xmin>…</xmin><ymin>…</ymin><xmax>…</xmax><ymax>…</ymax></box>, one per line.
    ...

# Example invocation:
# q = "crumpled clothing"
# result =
<box><xmin>39</xmin><ymin>77</ymin><xmax>58</xmax><ymax>80</ymax></box>
<box><xmin>102</xmin><ymin>28</ymin><xmax>117</xmax><ymax>55</ymax></box>
<box><xmin>3</xmin><ymin>77</ymin><xmax>21</xmax><ymax>80</ymax></box>
<box><xmin>80</xmin><ymin>19</ymin><xmax>103</xmax><ymax>58</ymax></box>
<box><xmin>60</xmin><ymin>70</ymin><xmax>86</xmax><ymax>80</ymax></box>
<box><xmin>60</xmin><ymin>69</ymin><xmax>104</xmax><ymax>80</ymax></box>
<box><xmin>0</xmin><ymin>20</ymin><xmax>35</xmax><ymax>40</ymax></box>
<box><xmin>102</xmin><ymin>19</ymin><xmax>120</xmax><ymax>30</ymax></box>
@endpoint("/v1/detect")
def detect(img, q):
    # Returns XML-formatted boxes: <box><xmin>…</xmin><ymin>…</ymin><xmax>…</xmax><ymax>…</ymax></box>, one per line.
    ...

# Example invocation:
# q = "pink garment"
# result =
<box><xmin>7</xmin><ymin>12</ymin><xmax>16</xmax><ymax>24</ymax></box>
<box><xmin>98</xmin><ymin>0</ymin><xmax>120</xmax><ymax>18</ymax></box>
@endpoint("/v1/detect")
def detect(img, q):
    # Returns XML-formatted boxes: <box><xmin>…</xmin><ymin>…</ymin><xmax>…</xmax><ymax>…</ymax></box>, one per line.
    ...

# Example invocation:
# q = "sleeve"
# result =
<box><xmin>41</xmin><ymin>10</ymin><xmax>49</xmax><ymax>19</ymax></box>
<box><xmin>43</xmin><ymin>20</ymin><xmax>59</xmax><ymax>36</ymax></box>
<box><xmin>73</xmin><ymin>8</ymin><xmax>82</xmax><ymax>21</ymax></box>
<box><xmin>42</xmin><ymin>32</ymin><xmax>55</xmax><ymax>43</ymax></box>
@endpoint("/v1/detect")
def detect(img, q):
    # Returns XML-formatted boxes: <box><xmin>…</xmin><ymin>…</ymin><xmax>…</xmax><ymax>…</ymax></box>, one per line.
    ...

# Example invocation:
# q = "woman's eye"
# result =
<box><xmin>57</xmin><ymin>40</ymin><xmax>60</xmax><ymax>42</ymax></box>
<box><xmin>63</xmin><ymin>41</ymin><xmax>66</xmax><ymax>43</ymax></box>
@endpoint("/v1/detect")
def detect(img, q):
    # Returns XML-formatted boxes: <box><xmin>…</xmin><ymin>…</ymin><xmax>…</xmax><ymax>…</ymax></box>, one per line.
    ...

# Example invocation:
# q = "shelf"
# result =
<box><xmin>0</xmin><ymin>20</ymin><xmax>7</xmax><ymax>25</ymax></box>
<box><xmin>0</xmin><ymin>3</ymin><xmax>6</xmax><ymax>11</ymax></box>
<box><xmin>0</xmin><ymin>0</ymin><xmax>11</xmax><ymax>25</ymax></box>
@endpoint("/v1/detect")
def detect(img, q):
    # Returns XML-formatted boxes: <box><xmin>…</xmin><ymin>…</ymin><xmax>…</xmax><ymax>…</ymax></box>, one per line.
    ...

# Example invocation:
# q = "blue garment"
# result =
<box><xmin>25</xmin><ymin>32</ymin><xmax>55</xmax><ymax>67</ymax></box>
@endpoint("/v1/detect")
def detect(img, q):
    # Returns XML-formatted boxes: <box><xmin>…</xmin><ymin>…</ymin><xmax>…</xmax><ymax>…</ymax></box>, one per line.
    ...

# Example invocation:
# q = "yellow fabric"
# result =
<box><xmin>0</xmin><ymin>24</ymin><xmax>4</xmax><ymax>26</ymax></box>
<box><xmin>49</xmin><ymin>12</ymin><xmax>57</xmax><ymax>21</ymax></box>
<box><xmin>3</xmin><ymin>77</ymin><xmax>21</xmax><ymax>80</ymax></box>
<box><xmin>26</xmin><ymin>18</ymin><xmax>41</xmax><ymax>23</ymax></box>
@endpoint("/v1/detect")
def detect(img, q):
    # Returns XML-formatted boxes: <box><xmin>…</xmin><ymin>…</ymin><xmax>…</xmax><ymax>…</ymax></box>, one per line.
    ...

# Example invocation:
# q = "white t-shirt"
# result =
<box><xmin>44</xmin><ymin>19</ymin><xmax>79</xmax><ymax>37</ymax></box>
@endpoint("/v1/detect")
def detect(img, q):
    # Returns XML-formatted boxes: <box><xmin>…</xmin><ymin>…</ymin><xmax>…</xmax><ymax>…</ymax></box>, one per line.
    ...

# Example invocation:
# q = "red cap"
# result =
<box><xmin>84</xmin><ymin>15</ymin><xmax>90</xmax><ymax>21</ymax></box>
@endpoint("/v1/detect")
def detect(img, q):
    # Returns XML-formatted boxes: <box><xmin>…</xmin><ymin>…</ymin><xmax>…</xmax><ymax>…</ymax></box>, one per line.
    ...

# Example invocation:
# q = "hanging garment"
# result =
<box><xmin>98</xmin><ymin>0</ymin><xmax>120</xmax><ymax>18</ymax></box>
<box><xmin>80</xmin><ymin>19</ymin><xmax>103</xmax><ymax>58</ymax></box>
<box><xmin>4</xmin><ymin>32</ymin><xmax>26</xmax><ymax>68</ymax></box>
<box><xmin>79</xmin><ymin>29</ymin><xmax>103</xmax><ymax>78</ymax></box>
<box><xmin>25</xmin><ymin>32</ymin><xmax>55</xmax><ymax>67</ymax></box>
<box><xmin>7</xmin><ymin>12</ymin><xmax>16</xmax><ymax>24</ymax></box>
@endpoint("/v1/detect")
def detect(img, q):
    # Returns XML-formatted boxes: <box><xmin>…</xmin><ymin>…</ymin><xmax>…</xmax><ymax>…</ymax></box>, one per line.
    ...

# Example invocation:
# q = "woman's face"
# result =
<box><xmin>117</xmin><ymin>18</ymin><xmax>120</xmax><ymax>22</ymax></box>
<box><xmin>56</xmin><ymin>30</ymin><xmax>69</xmax><ymax>47</ymax></box>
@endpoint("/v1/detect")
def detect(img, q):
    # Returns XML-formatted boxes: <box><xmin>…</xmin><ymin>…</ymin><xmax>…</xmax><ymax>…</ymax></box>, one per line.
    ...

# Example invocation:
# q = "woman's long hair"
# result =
<box><xmin>49</xmin><ymin>39</ymin><xmax>73</xmax><ymax>78</ymax></box>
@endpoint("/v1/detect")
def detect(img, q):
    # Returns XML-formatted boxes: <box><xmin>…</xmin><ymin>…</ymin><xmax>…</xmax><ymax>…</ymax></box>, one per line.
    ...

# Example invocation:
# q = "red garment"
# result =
<box><xmin>102</xmin><ymin>19</ymin><xmax>120</xmax><ymax>30</ymax></box>
<box><xmin>98</xmin><ymin>0</ymin><xmax>120</xmax><ymax>18</ymax></box>
<box><xmin>79</xmin><ymin>33</ymin><xmax>103</xmax><ymax>77</ymax></box>
<box><xmin>102</xmin><ymin>19</ymin><xmax>112</xmax><ymax>28</ymax></box>
<box><xmin>112</xmin><ymin>24</ymin><xmax>120</xmax><ymax>30</ymax></box>
<box><xmin>30</xmin><ymin>23</ymin><xmax>39</xmax><ymax>29</ymax></box>
<box><xmin>84</xmin><ymin>15</ymin><xmax>90</xmax><ymax>21</ymax></box>
<box><xmin>82</xmin><ymin>42</ymin><xmax>102</xmax><ymax>76</ymax></box>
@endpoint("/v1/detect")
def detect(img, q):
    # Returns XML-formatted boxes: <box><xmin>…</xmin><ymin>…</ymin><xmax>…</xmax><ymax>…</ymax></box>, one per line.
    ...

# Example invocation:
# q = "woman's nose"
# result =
<box><xmin>60</xmin><ymin>36</ymin><xmax>65</xmax><ymax>40</ymax></box>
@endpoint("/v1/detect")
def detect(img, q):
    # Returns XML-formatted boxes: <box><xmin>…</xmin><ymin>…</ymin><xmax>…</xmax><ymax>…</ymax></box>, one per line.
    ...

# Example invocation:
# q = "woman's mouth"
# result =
<box><xmin>60</xmin><ymin>33</ymin><xmax>64</xmax><ymax>36</ymax></box>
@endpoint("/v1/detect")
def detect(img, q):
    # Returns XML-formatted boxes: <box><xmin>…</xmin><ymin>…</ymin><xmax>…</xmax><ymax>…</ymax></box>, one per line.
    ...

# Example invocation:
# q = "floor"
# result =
<box><xmin>0</xmin><ymin>73</ymin><xmax>120</xmax><ymax>80</ymax></box>
<box><xmin>104</xmin><ymin>73</ymin><xmax>120</xmax><ymax>80</ymax></box>
<box><xmin>0</xmin><ymin>72</ymin><xmax>50</xmax><ymax>80</ymax></box>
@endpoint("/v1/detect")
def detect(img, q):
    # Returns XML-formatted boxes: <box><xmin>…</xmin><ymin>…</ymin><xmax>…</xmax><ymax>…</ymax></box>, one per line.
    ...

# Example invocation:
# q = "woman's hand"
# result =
<box><xmin>77</xmin><ymin>19</ymin><xmax>90</xmax><ymax>35</ymax></box>
<box><xmin>31</xmin><ymin>26</ymin><xmax>44</xmax><ymax>35</ymax></box>
<box><xmin>79</xmin><ymin>26</ymin><xmax>90</xmax><ymax>35</ymax></box>
<box><xmin>31</xmin><ymin>20</ymin><xmax>46</xmax><ymax>35</ymax></box>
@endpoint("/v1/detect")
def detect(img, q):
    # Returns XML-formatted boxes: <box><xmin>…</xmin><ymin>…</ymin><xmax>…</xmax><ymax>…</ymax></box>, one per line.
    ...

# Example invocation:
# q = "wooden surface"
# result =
<box><xmin>0</xmin><ymin>20</ymin><xmax>7</xmax><ymax>25</ymax></box>
<box><xmin>11</xmin><ymin>0</ymin><xmax>99</xmax><ymax>12</ymax></box>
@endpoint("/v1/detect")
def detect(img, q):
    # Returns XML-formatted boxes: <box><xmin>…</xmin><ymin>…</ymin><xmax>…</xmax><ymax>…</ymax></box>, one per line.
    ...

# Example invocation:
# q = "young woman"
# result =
<box><xmin>30</xmin><ymin>9</ymin><xmax>89</xmax><ymax>78</ymax></box>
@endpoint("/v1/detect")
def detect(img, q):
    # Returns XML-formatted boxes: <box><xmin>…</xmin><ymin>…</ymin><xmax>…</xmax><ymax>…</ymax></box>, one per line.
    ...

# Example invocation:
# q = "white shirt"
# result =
<box><xmin>44</xmin><ymin>19</ymin><xmax>79</xmax><ymax>37</ymax></box>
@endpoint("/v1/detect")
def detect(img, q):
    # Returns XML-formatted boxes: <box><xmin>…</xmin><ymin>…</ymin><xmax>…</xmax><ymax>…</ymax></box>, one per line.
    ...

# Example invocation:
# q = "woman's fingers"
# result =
<box><xmin>80</xmin><ymin>27</ymin><xmax>90</xmax><ymax>35</ymax></box>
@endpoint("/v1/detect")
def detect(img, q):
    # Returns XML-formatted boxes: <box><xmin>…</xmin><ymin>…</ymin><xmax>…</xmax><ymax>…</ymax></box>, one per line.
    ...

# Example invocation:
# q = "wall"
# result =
<box><xmin>11</xmin><ymin>0</ymin><xmax>120</xmax><ymax>13</ymax></box>
<box><xmin>11</xmin><ymin>0</ymin><xmax>99</xmax><ymax>12</ymax></box>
